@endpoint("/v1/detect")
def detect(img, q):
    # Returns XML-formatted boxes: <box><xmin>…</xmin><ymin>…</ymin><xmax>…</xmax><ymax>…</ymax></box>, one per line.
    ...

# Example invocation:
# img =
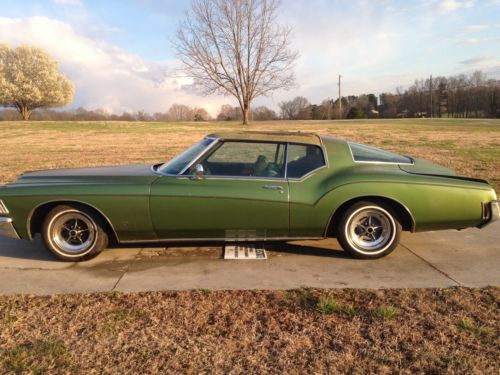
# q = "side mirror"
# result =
<box><xmin>191</xmin><ymin>164</ymin><xmax>205</xmax><ymax>180</ymax></box>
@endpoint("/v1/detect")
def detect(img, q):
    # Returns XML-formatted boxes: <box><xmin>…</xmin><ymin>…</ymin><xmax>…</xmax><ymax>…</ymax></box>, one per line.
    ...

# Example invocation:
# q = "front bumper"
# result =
<box><xmin>0</xmin><ymin>217</ymin><xmax>21</xmax><ymax>240</ymax></box>
<box><xmin>477</xmin><ymin>200</ymin><xmax>500</xmax><ymax>229</ymax></box>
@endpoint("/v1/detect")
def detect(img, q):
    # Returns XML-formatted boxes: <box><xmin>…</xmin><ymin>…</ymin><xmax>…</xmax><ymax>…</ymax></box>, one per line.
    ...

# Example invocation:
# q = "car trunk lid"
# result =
<box><xmin>399</xmin><ymin>158</ymin><xmax>489</xmax><ymax>184</ymax></box>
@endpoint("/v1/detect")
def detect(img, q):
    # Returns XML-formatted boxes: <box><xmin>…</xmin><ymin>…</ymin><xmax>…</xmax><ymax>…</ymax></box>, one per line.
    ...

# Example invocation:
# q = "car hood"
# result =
<box><xmin>10</xmin><ymin>163</ymin><xmax>158</xmax><ymax>185</ymax></box>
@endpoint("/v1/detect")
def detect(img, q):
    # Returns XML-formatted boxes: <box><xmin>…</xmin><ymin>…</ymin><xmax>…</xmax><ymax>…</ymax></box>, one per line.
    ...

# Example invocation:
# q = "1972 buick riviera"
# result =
<box><xmin>0</xmin><ymin>131</ymin><xmax>498</xmax><ymax>261</ymax></box>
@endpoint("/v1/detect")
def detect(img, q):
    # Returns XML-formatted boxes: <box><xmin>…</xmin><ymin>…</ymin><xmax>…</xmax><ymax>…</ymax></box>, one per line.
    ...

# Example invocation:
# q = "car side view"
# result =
<box><xmin>0</xmin><ymin>131</ymin><xmax>498</xmax><ymax>261</ymax></box>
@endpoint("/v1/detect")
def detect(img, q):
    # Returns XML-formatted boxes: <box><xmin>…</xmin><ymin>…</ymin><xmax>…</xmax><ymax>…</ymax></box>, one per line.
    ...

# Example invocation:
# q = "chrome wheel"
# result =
<box><xmin>345</xmin><ymin>206</ymin><xmax>396</xmax><ymax>254</ymax></box>
<box><xmin>50</xmin><ymin>211</ymin><xmax>96</xmax><ymax>254</ymax></box>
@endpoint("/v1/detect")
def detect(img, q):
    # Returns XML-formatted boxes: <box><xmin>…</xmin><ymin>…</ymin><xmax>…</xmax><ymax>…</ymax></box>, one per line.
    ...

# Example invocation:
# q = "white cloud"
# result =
<box><xmin>0</xmin><ymin>16</ymin><xmax>228</xmax><ymax>115</ymax></box>
<box><xmin>456</xmin><ymin>37</ymin><xmax>490</xmax><ymax>45</ymax></box>
<box><xmin>272</xmin><ymin>1</ymin><xmax>425</xmax><ymax>103</ymax></box>
<box><xmin>52</xmin><ymin>0</ymin><xmax>81</xmax><ymax>5</ymax></box>
<box><xmin>460</xmin><ymin>24</ymin><xmax>500</xmax><ymax>34</ymax></box>
<box><xmin>460</xmin><ymin>55</ymin><xmax>494</xmax><ymax>65</ymax></box>
<box><xmin>438</xmin><ymin>0</ymin><xmax>475</xmax><ymax>12</ymax></box>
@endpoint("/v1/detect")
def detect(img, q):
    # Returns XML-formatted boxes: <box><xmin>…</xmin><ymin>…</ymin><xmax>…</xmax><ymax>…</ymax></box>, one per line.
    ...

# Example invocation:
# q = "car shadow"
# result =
<box><xmin>113</xmin><ymin>240</ymin><xmax>349</xmax><ymax>259</ymax></box>
<box><xmin>0</xmin><ymin>236</ymin><xmax>58</xmax><ymax>262</ymax></box>
<box><xmin>1</xmin><ymin>237</ymin><xmax>348</xmax><ymax>262</ymax></box>
<box><xmin>265</xmin><ymin>242</ymin><xmax>348</xmax><ymax>258</ymax></box>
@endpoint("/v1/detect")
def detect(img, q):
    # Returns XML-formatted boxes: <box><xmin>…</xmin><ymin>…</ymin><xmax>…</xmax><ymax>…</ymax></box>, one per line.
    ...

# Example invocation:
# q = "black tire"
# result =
<box><xmin>337</xmin><ymin>201</ymin><xmax>402</xmax><ymax>259</ymax></box>
<box><xmin>42</xmin><ymin>205</ymin><xmax>108</xmax><ymax>261</ymax></box>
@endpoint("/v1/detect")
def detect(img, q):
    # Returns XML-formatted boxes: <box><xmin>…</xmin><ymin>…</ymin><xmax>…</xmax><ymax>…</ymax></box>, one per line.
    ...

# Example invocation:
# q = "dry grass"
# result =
<box><xmin>0</xmin><ymin>287</ymin><xmax>498</xmax><ymax>374</ymax></box>
<box><xmin>0</xmin><ymin>118</ymin><xmax>499</xmax><ymax>190</ymax></box>
<box><xmin>0</xmin><ymin>119</ymin><xmax>499</xmax><ymax>373</ymax></box>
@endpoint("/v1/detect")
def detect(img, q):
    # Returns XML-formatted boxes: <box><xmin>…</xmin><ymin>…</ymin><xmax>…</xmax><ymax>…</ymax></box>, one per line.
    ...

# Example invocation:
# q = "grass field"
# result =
<box><xmin>0</xmin><ymin>288</ymin><xmax>498</xmax><ymax>374</ymax></box>
<box><xmin>0</xmin><ymin>118</ymin><xmax>499</xmax><ymax>190</ymax></box>
<box><xmin>0</xmin><ymin>118</ymin><xmax>499</xmax><ymax>373</ymax></box>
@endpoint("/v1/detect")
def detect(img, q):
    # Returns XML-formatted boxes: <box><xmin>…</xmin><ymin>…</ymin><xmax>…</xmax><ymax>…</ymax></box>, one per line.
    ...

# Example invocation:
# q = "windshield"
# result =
<box><xmin>158</xmin><ymin>137</ymin><xmax>215</xmax><ymax>175</ymax></box>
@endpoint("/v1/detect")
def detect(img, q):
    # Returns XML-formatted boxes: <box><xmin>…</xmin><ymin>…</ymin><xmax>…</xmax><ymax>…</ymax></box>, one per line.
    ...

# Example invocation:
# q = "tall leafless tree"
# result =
<box><xmin>174</xmin><ymin>0</ymin><xmax>298</xmax><ymax>124</ymax></box>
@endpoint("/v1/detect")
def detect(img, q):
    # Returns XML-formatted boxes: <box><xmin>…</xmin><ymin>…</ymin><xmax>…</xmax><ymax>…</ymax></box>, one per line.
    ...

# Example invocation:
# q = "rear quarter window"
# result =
<box><xmin>286</xmin><ymin>144</ymin><xmax>326</xmax><ymax>178</ymax></box>
<box><xmin>349</xmin><ymin>143</ymin><xmax>413</xmax><ymax>164</ymax></box>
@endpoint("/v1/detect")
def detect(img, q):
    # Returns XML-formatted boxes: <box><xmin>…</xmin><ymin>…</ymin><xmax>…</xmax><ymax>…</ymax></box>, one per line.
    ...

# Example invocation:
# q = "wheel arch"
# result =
<box><xmin>325</xmin><ymin>195</ymin><xmax>415</xmax><ymax>237</ymax></box>
<box><xmin>28</xmin><ymin>200</ymin><xmax>119</xmax><ymax>243</ymax></box>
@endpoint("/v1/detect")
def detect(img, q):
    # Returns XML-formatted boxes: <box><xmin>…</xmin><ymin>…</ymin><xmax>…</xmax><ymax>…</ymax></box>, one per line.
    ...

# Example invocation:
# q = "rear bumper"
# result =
<box><xmin>0</xmin><ymin>217</ymin><xmax>21</xmax><ymax>240</ymax></box>
<box><xmin>477</xmin><ymin>200</ymin><xmax>500</xmax><ymax>229</ymax></box>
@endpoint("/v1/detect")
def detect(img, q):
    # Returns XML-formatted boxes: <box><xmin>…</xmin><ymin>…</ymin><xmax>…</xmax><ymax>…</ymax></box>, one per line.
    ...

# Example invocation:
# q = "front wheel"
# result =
<box><xmin>42</xmin><ymin>205</ymin><xmax>108</xmax><ymax>261</ymax></box>
<box><xmin>337</xmin><ymin>201</ymin><xmax>401</xmax><ymax>259</ymax></box>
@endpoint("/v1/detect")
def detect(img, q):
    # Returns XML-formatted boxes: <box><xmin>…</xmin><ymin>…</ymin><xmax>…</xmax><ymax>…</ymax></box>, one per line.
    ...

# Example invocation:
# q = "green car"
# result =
<box><xmin>0</xmin><ymin>131</ymin><xmax>498</xmax><ymax>261</ymax></box>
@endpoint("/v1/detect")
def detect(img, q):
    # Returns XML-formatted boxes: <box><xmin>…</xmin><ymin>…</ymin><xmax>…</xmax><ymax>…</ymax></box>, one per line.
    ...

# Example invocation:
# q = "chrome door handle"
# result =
<box><xmin>262</xmin><ymin>185</ymin><xmax>284</xmax><ymax>192</ymax></box>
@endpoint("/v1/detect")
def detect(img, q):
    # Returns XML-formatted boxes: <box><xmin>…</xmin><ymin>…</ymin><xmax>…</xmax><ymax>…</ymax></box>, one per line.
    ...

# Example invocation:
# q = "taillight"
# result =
<box><xmin>482</xmin><ymin>202</ymin><xmax>491</xmax><ymax>220</ymax></box>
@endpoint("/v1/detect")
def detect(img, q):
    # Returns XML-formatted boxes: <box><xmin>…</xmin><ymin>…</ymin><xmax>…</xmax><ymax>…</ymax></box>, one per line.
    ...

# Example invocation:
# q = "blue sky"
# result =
<box><xmin>0</xmin><ymin>0</ymin><xmax>499</xmax><ymax>115</ymax></box>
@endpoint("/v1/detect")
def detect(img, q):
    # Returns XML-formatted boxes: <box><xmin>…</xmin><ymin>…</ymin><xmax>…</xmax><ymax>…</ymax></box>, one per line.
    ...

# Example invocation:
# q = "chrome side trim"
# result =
<box><xmin>175</xmin><ymin>175</ymin><xmax>286</xmax><ymax>182</ymax></box>
<box><xmin>0</xmin><ymin>217</ymin><xmax>21</xmax><ymax>240</ymax></box>
<box><xmin>319</xmin><ymin>135</ymin><xmax>331</xmax><ymax>169</ymax></box>
<box><xmin>0</xmin><ymin>200</ymin><xmax>9</xmax><ymax>214</ymax></box>
<box><xmin>119</xmin><ymin>236</ymin><xmax>324</xmax><ymax>244</ymax></box>
<box><xmin>284</xmin><ymin>143</ymin><xmax>290</xmax><ymax>179</ymax></box>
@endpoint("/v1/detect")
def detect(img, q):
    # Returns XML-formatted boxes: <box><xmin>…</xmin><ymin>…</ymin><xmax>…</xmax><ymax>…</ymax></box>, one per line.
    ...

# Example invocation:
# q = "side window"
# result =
<box><xmin>349</xmin><ymin>143</ymin><xmax>413</xmax><ymax>164</ymax></box>
<box><xmin>193</xmin><ymin>141</ymin><xmax>286</xmax><ymax>178</ymax></box>
<box><xmin>286</xmin><ymin>144</ymin><xmax>325</xmax><ymax>179</ymax></box>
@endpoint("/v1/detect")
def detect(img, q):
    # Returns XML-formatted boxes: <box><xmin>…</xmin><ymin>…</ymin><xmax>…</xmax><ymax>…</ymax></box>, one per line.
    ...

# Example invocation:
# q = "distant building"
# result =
<box><xmin>367</xmin><ymin>109</ymin><xmax>379</xmax><ymax>118</ymax></box>
<box><xmin>396</xmin><ymin>109</ymin><xmax>409</xmax><ymax>118</ymax></box>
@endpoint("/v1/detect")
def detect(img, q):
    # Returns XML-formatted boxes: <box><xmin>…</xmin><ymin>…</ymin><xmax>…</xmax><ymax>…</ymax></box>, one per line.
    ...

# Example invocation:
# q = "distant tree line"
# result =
<box><xmin>276</xmin><ymin>71</ymin><xmax>500</xmax><ymax>120</ymax></box>
<box><xmin>202</xmin><ymin>70</ymin><xmax>500</xmax><ymax>121</ymax></box>
<box><xmin>0</xmin><ymin>103</ymin><xmax>279</xmax><ymax>122</ymax></box>
<box><xmin>386</xmin><ymin>71</ymin><xmax>500</xmax><ymax>119</ymax></box>
<box><xmin>0</xmin><ymin>104</ymin><xmax>212</xmax><ymax>122</ymax></box>
<box><xmin>1</xmin><ymin>70</ymin><xmax>498</xmax><ymax>121</ymax></box>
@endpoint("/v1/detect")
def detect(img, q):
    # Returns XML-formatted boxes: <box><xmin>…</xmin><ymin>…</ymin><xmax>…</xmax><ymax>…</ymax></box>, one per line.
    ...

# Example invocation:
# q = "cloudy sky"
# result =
<box><xmin>1</xmin><ymin>0</ymin><xmax>499</xmax><ymax>115</ymax></box>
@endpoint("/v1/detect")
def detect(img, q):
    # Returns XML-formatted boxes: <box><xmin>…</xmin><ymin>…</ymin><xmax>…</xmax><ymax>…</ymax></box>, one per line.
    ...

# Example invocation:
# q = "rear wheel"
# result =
<box><xmin>42</xmin><ymin>205</ymin><xmax>108</xmax><ymax>261</ymax></box>
<box><xmin>337</xmin><ymin>201</ymin><xmax>401</xmax><ymax>259</ymax></box>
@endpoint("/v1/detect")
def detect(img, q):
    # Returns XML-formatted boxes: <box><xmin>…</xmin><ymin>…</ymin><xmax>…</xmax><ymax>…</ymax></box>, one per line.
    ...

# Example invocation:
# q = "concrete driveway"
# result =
<box><xmin>0</xmin><ymin>222</ymin><xmax>498</xmax><ymax>295</ymax></box>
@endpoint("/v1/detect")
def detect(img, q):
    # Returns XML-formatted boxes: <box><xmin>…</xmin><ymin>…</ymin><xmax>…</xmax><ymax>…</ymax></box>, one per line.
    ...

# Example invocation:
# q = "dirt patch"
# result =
<box><xmin>0</xmin><ymin>287</ymin><xmax>498</xmax><ymax>373</ymax></box>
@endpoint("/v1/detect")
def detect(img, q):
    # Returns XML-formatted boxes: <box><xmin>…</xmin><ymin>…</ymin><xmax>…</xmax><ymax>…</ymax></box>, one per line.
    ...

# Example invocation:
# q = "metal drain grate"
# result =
<box><xmin>224</xmin><ymin>245</ymin><xmax>267</xmax><ymax>260</ymax></box>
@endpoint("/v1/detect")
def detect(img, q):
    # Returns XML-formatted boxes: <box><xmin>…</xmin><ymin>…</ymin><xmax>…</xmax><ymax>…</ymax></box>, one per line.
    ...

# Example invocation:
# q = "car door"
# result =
<box><xmin>150</xmin><ymin>141</ymin><xmax>289</xmax><ymax>240</ymax></box>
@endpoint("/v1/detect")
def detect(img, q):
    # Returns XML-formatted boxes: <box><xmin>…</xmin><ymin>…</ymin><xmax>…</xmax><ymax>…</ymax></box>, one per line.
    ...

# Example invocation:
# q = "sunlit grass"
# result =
<box><xmin>0</xmin><ymin>119</ymin><xmax>498</xmax><ymax>190</ymax></box>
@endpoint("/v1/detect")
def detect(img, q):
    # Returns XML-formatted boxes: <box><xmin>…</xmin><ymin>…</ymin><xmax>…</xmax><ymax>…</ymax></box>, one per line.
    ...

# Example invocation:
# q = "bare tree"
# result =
<box><xmin>252</xmin><ymin>105</ymin><xmax>277</xmax><ymax>120</ymax></box>
<box><xmin>193</xmin><ymin>107</ymin><xmax>211</xmax><ymax>121</ymax></box>
<box><xmin>279</xmin><ymin>96</ymin><xmax>310</xmax><ymax>119</ymax></box>
<box><xmin>174</xmin><ymin>0</ymin><xmax>297</xmax><ymax>124</ymax></box>
<box><xmin>217</xmin><ymin>104</ymin><xmax>242</xmax><ymax>121</ymax></box>
<box><xmin>168</xmin><ymin>104</ymin><xmax>194</xmax><ymax>121</ymax></box>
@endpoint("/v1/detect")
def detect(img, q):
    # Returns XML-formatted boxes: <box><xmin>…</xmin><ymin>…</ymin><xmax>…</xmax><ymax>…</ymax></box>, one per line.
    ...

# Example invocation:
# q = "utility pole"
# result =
<box><xmin>338</xmin><ymin>74</ymin><xmax>342</xmax><ymax>119</ymax></box>
<box><xmin>430</xmin><ymin>75</ymin><xmax>433</xmax><ymax>118</ymax></box>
